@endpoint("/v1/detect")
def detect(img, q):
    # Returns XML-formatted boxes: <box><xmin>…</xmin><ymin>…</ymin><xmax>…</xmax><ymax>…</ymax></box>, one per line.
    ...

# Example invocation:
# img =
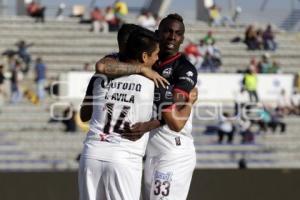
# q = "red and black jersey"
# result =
<box><xmin>153</xmin><ymin>53</ymin><xmax>198</xmax><ymax>100</ymax></box>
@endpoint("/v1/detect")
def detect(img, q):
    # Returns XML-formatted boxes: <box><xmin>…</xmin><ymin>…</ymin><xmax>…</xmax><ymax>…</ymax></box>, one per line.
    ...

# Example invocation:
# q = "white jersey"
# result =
<box><xmin>146</xmin><ymin>112</ymin><xmax>195</xmax><ymax>157</ymax></box>
<box><xmin>82</xmin><ymin>74</ymin><xmax>155</xmax><ymax>163</ymax></box>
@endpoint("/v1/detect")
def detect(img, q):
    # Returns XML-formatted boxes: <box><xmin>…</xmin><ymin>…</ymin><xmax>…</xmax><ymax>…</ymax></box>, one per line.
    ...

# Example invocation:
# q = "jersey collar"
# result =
<box><xmin>159</xmin><ymin>52</ymin><xmax>181</xmax><ymax>67</ymax></box>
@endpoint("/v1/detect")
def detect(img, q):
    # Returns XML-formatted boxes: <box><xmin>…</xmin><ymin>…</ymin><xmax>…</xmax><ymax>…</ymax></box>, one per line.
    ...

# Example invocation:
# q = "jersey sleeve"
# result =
<box><xmin>173</xmin><ymin>61</ymin><xmax>198</xmax><ymax>99</ymax></box>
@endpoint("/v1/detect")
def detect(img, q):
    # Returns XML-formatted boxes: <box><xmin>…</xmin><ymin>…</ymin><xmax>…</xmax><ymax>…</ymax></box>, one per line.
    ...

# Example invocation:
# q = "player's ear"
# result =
<box><xmin>141</xmin><ymin>52</ymin><xmax>148</xmax><ymax>63</ymax></box>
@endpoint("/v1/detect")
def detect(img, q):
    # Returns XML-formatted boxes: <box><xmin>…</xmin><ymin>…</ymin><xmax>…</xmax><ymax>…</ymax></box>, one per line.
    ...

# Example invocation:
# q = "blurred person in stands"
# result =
<box><xmin>137</xmin><ymin>10</ymin><xmax>156</xmax><ymax>31</ymax></box>
<box><xmin>34</xmin><ymin>57</ymin><xmax>46</xmax><ymax>101</ymax></box>
<box><xmin>234</xmin><ymin>87</ymin><xmax>249</xmax><ymax>116</ymax></box>
<box><xmin>104</xmin><ymin>6</ymin><xmax>119</xmax><ymax>31</ymax></box>
<box><xmin>203</xmin><ymin>30</ymin><xmax>216</xmax><ymax>46</ymax></box>
<box><xmin>239</xmin><ymin>117</ymin><xmax>255</xmax><ymax>144</ymax></box>
<box><xmin>256</xmin><ymin>28</ymin><xmax>264</xmax><ymax>50</ymax></box>
<box><xmin>15</xmin><ymin>40</ymin><xmax>33</xmax><ymax>74</ymax></box>
<box><xmin>55</xmin><ymin>2</ymin><xmax>66</xmax><ymax>21</ymax></box>
<box><xmin>243</xmin><ymin>68</ymin><xmax>259</xmax><ymax>102</ymax></box>
<box><xmin>90</xmin><ymin>7</ymin><xmax>108</xmax><ymax>33</ymax></box>
<box><xmin>277</xmin><ymin>89</ymin><xmax>292</xmax><ymax>115</ymax></box>
<box><xmin>10</xmin><ymin>60</ymin><xmax>22</xmax><ymax>104</ymax></box>
<box><xmin>184</xmin><ymin>42</ymin><xmax>203</xmax><ymax>71</ymax></box>
<box><xmin>26</xmin><ymin>1</ymin><xmax>46</xmax><ymax>23</ymax></box>
<box><xmin>263</xmin><ymin>24</ymin><xmax>277</xmax><ymax>51</ymax></box>
<box><xmin>248</xmin><ymin>57</ymin><xmax>258</xmax><ymax>73</ymax></box>
<box><xmin>244</xmin><ymin>25</ymin><xmax>259</xmax><ymax>50</ymax></box>
<box><xmin>208</xmin><ymin>4</ymin><xmax>234</xmax><ymax>26</ymax></box>
<box><xmin>200</xmin><ymin>51</ymin><xmax>221</xmax><ymax>72</ymax></box>
<box><xmin>114</xmin><ymin>0</ymin><xmax>128</xmax><ymax>25</ymax></box>
<box><xmin>291</xmin><ymin>90</ymin><xmax>300</xmax><ymax>115</ymax></box>
<box><xmin>218</xmin><ymin>112</ymin><xmax>235</xmax><ymax>144</ymax></box>
<box><xmin>0</xmin><ymin>64</ymin><xmax>7</xmax><ymax>99</ymax></box>
<box><xmin>83</xmin><ymin>62</ymin><xmax>91</xmax><ymax>71</ymax></box>
<box><xmin>269</xmin><ymin>60</ymin><xmax>282</xmax><ymax>74</ymax></box>
<box><xmin>258</xmin><ymin>53</ymin><xmax>272</xmax><ymax>73</ymax></box>
<box><xmin>62</xmin><ymin>104</ymin><xmax>77</xmax><ymax>133</ymax></box>
<box><xmin>269</xmin><ymin>107</ymin><xmax>286</xmax><ymax>133</ymax></box>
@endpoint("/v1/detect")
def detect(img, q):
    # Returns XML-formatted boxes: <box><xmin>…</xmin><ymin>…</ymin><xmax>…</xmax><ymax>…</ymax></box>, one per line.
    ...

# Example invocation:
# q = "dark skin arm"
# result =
<box><xmin>80</xmin><ymin>96</ymin><xmax>93</xmax><ymax>122</ymax></box>
<box><xmin>122</xmin><ymin>88</ymin><xmax>198</xmax><ymax>140</ymax></box>
<box><xmin>95</xmin><ymin>57</ymin><xmax>169</xmax><ymax>88</ymax></box>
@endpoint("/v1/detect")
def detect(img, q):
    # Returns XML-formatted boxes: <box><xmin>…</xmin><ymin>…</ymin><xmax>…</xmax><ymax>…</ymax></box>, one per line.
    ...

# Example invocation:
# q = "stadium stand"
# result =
<box><xmin>0</xmin><ymin>16</ymin><xmax>300</xmax><ymax>170</ymax></box>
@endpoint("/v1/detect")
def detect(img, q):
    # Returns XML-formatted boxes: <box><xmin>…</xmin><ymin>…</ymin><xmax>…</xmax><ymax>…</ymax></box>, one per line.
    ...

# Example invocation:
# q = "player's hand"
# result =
<box><xmin>140</xmin><ymin>67</ymin><xmax>169</xmax><ymax>88</ymax></box>
<box><xmin>189</xmin><ymin>87</ymin><xmax>198</xmax><ymax>104</ymax></box>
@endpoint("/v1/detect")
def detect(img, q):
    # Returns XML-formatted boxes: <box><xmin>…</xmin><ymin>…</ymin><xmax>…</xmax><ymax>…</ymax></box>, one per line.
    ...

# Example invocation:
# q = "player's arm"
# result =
<box><xmin>162</xmin><ymin>87</ymin><xmax>198</xmax><ymax>132</ymax></box>
<box><xmin>121</xmin><ymin>119</ymin><xmax>161</xmax><ymax>141</ymax></box>
<box><xmin>95</xmin><ymin>56</ymin><xmax>169</xmax><ymax>88</ymax></box>
<box><xmin>79</xmin><ymin>75</ymin><xmax>96</xmax><ymax>122</ymax></box>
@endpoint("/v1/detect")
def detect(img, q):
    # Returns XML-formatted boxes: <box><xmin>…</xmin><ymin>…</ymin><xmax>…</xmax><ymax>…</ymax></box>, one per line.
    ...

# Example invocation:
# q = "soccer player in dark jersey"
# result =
<box><xmin>95</xmin><ymin>14</ymin><xmax>198</xmax><ymax>200</ymax></box>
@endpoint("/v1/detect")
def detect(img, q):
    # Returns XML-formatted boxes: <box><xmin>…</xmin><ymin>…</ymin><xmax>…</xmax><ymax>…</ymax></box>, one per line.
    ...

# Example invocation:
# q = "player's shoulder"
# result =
<box><xmin>129</xmin><ymin>74</ymin><xmax>154</xmax><ymax>85</ymax></box>
<box><xmin>104</xmin><ymin>52</ymin><xmax>119</xmax><ymax>59</ymax></box>
<box><xmin>176</xmin><ymin>54</ymin><xmax>197</xmax><ymax>71</ymax></box>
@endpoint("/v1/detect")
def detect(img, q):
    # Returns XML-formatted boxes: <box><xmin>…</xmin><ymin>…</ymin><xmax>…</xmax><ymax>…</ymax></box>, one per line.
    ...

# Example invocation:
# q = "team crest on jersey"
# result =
<box><xmin>175</xmin><ymin>136</ymin><xmax>181</xmax><ymax>146</ymax></box>
<box><xmin>186</xmin><ymin>71</ymin><xmax>194</xmax><ymax>77</ymax></box>
<box><xmin>162</xmin><ymin>68</ymin><xmax>173</xmax><ymax>78</ymax></box>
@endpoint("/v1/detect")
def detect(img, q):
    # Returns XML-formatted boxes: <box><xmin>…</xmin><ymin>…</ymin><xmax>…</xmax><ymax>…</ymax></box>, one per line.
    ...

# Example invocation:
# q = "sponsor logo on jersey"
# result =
<box><xmin>175</xmin><ymin>136</ymin><xmax>181</xmax><ymax>146</ymax></box>
<box><xmin>162</xmin><ymin>68</ymin><xmax>173</xmax><ymax>78</ymax></box>
<box><xmin>179</xmin><ymin>76</ymin><xmax>195</xmax><ymax>85</ymax></box>
<box><xmin>154</xmin><ymin>170</ymin><xmax>173</xmax><ymax>181</ymax></box>
<box><xmin>186</xmin><ymin>71</ymin><xmax>194</xmax><ymax>77</ymax></box>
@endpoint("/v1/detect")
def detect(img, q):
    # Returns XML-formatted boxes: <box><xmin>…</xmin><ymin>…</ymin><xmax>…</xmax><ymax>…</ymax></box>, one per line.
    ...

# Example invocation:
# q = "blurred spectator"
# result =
<box><xmin>291</xmin><ymin>90</ymin><xmax>300</xmax><ymax>115</ymax></box>
<box><xmin>35</xmin><ymin>57</ymin><xmax>46</xmax><ymax>101</ymax></box>
<box><xmin>277</xmin><ymin>89</ymin><xmax>292</xmax><ymax>115</ymax></box>
<box><xmin>248</xmin><ymin>57</ymin><xmax>259</xmax><ymax>73</ymax></box>
<box><xmin>269</xmin><ymin>61</ymin><xmax>282</xmax><ymax>74</ymax></box>
<box><xmin>200</xmin><ymin>51</ymin><xmax>220</xmax><ymax>72</ymax></box>
<box><xmin>256</xmin><ymin>28</ymin><xmax>264</xmax><ymax>50</ymax></box>
<box><xmin>62</xmin><ymin>104</ymin><xmax>77</xmax><ymax>133</ymax></box>
<box><xmin>15</xmin><ymin>40</ymin><xmax>33</xmax><ymax>74</ymax></box>
<box><xmin>197</xmin><ymin>39</ymin><xmax>207</xmax><ymax>56</ymax></box>
<box><xmin>243</xmin><ymin>69</ymin><xmax>259</xmax><ymax>102</ymax></box>
<box><xmin>184</xmin><ymin>42</ymin><xmax>202</xmax><ymax>71</ymax></box>
<box><xmin>244</xmin><ymin>25</ymin><xmax>259</xmax><ymax>50</ymax></box>
<box><xmin>269</xmin><ymin>107</ymin><xmax>286</xmax><ymax>133</ymax></box>
<box><xmin>10</xmin><ymin>60</ymin><xmax>23</xmax><ymax>104</ymax></box>
<box><xmin>258</xmin><ymin>53</ymin><xmax>272</xmax><ymax>73</ymax></box>
<box><xmin>234</xmin><ymin>87</ymin><xmax>249</xmax><ymax>116</ymax></box>
<box><xmin>83</xmin><ymin>62</ymin><xmax>91</xmax><ymax>71</ymax></box>
<box><xmin>104</xmin><ymin>6</ymin><xmax>119</xmax><ymax>31</ymax></box>
<box><xmin>26</xmin><ymin>1</ymin><xmax>46</xmax><ymax>23</ymax></box>
<box><xmin>56</xmin><ymin>2</ymin><xmax>66</xmax><ymax>21</ymax></box>
<box><xmin>218</xmin><ymin>112</ymin><xmax>235</xmax><ymax>144</ymax></box>
<box><xmin>208</xmin><ymin>4</ymin><xmax>235</xmax><ymax>27</ymax></box>
<box><xmin>263</xmin><ymin>24</ymin><xmax>277</xmax><ymax>51</ymax></box>
<box><xmin>90</xmin><ymin>7</ymin><xmax>108</xmax><ymax>33</ymax></box>
<box><xmin>239</xmin><ymin>118</ymin><xmax>255</xmax><ymax>144</ymax></box>
<box><xmin>256</xmin><ymin>105</ymin><xmax>272</xmax><ymax>132</ymax></box>
<box><xmin>137</xmin><ymin>10</ymin><xmax>156</xmax><ymax>30</ymax></box>
<box><xmin>114</xmin><ymin>0</ymin><xmax>128</xmax><ymax>25</ymax></box>
<box><xmin>0</xmin><ymin>64</ymin><xmax>7</xmax><ymax>99</ymax></box>
<box><xmin>203</xmin><ymin>31</ymin><xmax>216</xmax><ymax>46</ymax></box>
<box><xmin>294</xmin><ymin>73</ymin><xmax>300</xmax><ymax>91</ymax></box>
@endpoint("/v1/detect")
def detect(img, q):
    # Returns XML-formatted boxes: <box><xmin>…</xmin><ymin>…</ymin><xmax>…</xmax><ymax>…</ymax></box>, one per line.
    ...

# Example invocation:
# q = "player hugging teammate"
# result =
<box><xmin>79</xmin><ymin>13</ymin><xmax>198</xmax><ymax>200</ymax></box>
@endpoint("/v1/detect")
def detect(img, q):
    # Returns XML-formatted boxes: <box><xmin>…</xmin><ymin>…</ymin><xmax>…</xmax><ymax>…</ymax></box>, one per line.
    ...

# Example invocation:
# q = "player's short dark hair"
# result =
<box><xmin>124</xmin><ymin>29</ymin><xmax>159</xmax><ymax>62</ymax></box>
<box><xmin>158</xmin><ymin>13</ymin><xmax>185</xmax><ymax>31</ymax></box>
<box><xmin>117</xmin><ymin>24</ymin><xmax>141</xmax><ymax>52</ymax></box>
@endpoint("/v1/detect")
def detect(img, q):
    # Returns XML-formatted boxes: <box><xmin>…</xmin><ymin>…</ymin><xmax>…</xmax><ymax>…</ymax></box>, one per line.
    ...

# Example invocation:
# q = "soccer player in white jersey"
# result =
<box><xmin>95</xmin><ymin>14</ymin><xmax>198</xmax><ymax>200</ymax></box>
<box><xmin>78</xmin><ymin>29</ymin><xmax>160</xmax><ymax>200</ymax></box>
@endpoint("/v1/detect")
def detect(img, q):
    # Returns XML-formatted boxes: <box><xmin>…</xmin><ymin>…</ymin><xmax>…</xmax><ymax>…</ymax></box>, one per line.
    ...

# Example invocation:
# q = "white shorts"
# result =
<box><xmin>78</xmin><ymin>157</ymin><xmax>143</xmax><ymax>200</ymax></box>
<box><xmin>143</xmin><ymin>151</ymin><xmax>196</xmax><ymax>200</ymax></box>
